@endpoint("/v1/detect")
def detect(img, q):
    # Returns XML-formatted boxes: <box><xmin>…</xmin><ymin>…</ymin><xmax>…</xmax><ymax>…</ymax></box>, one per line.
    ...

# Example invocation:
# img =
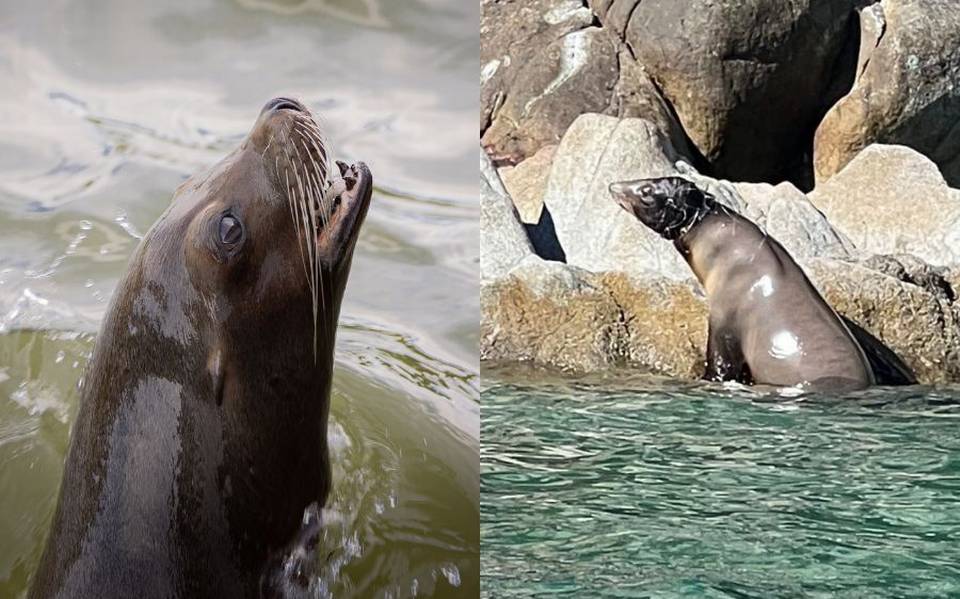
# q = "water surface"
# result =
<box><xmin>0</xmin><ymin>1</ymin><xmax>478</xmax><ymax>597</ymax></box>
<box><xmin>482</xmin><ymin>368</ymin><xmax>960</xmax><ymax>598</ymax></box>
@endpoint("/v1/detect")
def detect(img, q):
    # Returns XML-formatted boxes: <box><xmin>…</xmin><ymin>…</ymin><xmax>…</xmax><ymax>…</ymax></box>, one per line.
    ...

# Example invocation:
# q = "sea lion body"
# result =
<box><xmin>683</xmin><ymin>209</ymin><xmax>874</xmax><ymax>390</ymax></box>
<box><xmin>609</xmin><ymin>176</ymin><xmax>905</xmax><ymax>391</ymax></box>
<box><xmin>30</xmin><ymin>97</ymin><xmax>372</xmax><ymax>598</ymax></box>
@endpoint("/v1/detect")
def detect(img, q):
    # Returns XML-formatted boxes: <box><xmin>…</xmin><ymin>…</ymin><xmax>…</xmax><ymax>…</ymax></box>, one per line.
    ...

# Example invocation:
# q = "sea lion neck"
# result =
<box><xmin>677</xmin><ymin>206</ymin><xmax>766</xmax><ymax>292</ymax></box>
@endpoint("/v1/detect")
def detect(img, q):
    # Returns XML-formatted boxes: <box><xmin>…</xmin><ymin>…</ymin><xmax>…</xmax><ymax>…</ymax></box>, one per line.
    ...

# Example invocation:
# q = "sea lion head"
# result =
<box><xmin>155</xmin><ymin>95</ymin><xmax>372</xmax><ymax>361</ymax></box>
<box><xmin>608</xmin><ymin>176</ymin><xmax>713</xmax><ymax>240</ymax></box>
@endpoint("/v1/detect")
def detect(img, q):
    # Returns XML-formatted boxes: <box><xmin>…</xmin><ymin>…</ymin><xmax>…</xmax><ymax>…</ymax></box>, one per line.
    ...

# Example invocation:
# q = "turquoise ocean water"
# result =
<box><xmin>482</xmin><ymin>369</ymin><xmax>960</xmax><ymax>598</ymax></box>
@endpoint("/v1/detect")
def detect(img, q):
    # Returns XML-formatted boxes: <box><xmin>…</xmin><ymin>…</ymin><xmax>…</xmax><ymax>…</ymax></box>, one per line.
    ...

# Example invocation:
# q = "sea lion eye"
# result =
<box><xmin>219</xmin><ymin>214</ymin><xmax>244</xmax><ymax>246</ymax></box>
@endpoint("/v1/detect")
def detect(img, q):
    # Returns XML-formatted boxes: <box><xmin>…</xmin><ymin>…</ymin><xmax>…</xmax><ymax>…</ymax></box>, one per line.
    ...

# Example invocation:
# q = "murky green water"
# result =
<box><xmin>0</xmin><ymin>1</ymin><xmax>478</xmax><ymax>597</ymax></box>
<box><xmin>482</xmin><ymin>368</ymin><xmax>960</xmax><ymax>598</ymax></box>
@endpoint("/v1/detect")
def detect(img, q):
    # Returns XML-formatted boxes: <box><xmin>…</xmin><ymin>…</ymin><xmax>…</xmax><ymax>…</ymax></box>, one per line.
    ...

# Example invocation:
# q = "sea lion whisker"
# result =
<box><xmin>297</xmin><ymin>134</ymin><xmax>329</xmax><ymax>190</ymax></box>
<box><xmin>285</xmin><ymin>168</ymin><xmax>310</xmax><ymax>281</ymax></box>
<box><xmin>303</xmin><ymin>181</ymin><xmax>327</xmax><ymax>342</ymax></box>
<box><xmin>296</xmin><ymin>123</ymin><xmax>333</xmax><ymax>180</ymax></box>
<box><xmin>295</xmin><ymin>130</ymin><xmax>332</xmax><ymax>198</ymax></box>
<box><xmin>291</xmin><ymin>157</ymin><xmax>323</xmax><ymax>355</ymax></box>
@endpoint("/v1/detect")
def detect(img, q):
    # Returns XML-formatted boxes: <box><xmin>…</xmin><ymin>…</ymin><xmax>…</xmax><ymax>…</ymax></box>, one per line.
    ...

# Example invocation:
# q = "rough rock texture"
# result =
<box><xmin>814</xmin><ymin>0</ymin><xmax>960</xmax><ymax>186</ymax></box>
<box><xmin>620</xmin><ymin>0</ymin><xmax>860</xmax><ymax>184</ymax></box>
<box><xmin>480</xmin><ymin>0</ymin><xmax>694</xmax><ymax>165</ymax></box>
<box><xmin>481</xmin><ymin>257</ymin><xmax>708</xmax><ymax>375</ymax></box>
<box><xmin>809</xmin><ymin>145</ymin><xmax>960</xmax><ymax>267</ymax></box>
<box><xmin>480</xmin><ymin>148</ymin><xmax>533</xmax><ymax>282</ymax></box>
<box><xmin>481</xmin><ymin>116</ymin><xmax>960</xmax><ymax>382</ymax></box>
<box><xmin>498</xmin><ymin>145</ymin><xmax>557</xmax><ymax>223</ymax></box>
<box><xmin>807</xmin><ymin>258</ymin><xmax>960</xmax><ymax>384</ymax></box>
<box><xmin>482</xmin><ymin>249</ymin><xmax>960</xmax><ymax>383</ymax></box>
<box><xmin>731</xmin><ymin>181</ymin><xmax>855</xmax><ymax>262</ymax></box>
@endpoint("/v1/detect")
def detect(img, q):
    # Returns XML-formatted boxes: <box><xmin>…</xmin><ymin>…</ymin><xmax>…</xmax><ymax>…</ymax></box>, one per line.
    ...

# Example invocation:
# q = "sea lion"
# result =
<box><xmin>609</xmin><ymin>176</ymin><xmax>915</xmax><ymax>391</ymax></box>
<box><xmin>29</xmin><ymin>96</ymin><xmax>372</xmax><ymax>598</ymax></box>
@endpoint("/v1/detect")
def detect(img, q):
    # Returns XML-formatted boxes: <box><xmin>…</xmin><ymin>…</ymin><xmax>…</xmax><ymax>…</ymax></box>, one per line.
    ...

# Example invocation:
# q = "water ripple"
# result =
<box><xmin>482</xmin><ymin>372</ymin><xmax>960</xmax><ymax>598</ymax></box>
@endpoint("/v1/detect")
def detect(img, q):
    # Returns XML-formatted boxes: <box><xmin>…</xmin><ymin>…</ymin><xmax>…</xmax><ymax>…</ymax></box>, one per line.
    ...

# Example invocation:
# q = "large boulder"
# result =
<box><xmin>481</xmin><ymin>0</ymin><xmax>594</xmax><ymax>136</ymax></box>
<box><xmin>809</xmin><ymin>144</ymin><xmax>960</xmax><ymax>267</ymax></box>
<box><xmin>481</xmin><ymin>258</ymin><xmax>708</xmax><ymax>375</ymax></box>
<box><xmin>617</xmin><ymin>0</ymin><xmax>860</xmax><ymax>184</ymax></box>
<box><xmin>814</xmin><ymin>0</ymin><xmax>960</xmax><ymax>187</ymax></box>
<box><xmin>542</xmin><ymin>114</ymin><xmax>689</xmax><ymax>278</ymax></box>
<box><xmin>480</xmin><ymin>0</ymin><xmax>694</xmax><ymax>165</ymax></box>
<box><xmin>807</xmin><ymin>258</ymin><xmax>960</xmax><ymax>384</ymax></box>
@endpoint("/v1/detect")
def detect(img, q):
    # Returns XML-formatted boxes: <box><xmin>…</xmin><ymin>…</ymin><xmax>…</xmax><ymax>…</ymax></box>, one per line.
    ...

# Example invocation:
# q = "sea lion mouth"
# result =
<box><xmin>316</xmin><ymin>160</ymin><xmax>372</xmax><ymax>252</ymax></box>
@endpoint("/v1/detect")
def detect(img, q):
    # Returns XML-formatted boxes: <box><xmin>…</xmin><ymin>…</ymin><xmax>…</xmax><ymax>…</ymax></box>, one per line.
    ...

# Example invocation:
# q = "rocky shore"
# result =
<box><xmin>481</xmin><ymin>0</ymin><xmax>960</xmax><ymax>383</ymax></box>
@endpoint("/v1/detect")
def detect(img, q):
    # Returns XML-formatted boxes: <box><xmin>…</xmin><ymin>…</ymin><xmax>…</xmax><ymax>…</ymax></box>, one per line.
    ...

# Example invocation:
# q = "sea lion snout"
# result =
<box><xmin>609</xmin><ymin>181</ymin><xmax>654</xmax><ymax>218</ymax></box>
<box><xmin>261</xmin><ymin>96</ymin><xmax>306</xmax><ymax>114</ymax></box>
<box><xmin>609</xmin><ymin>180</ymin><xmax>660</xmax><ymax>206</ymax></box>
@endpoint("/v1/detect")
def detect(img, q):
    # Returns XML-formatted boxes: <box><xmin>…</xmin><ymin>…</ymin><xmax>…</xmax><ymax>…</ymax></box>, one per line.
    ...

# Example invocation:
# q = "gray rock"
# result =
<box><xmin>731</xmin><ymin>181</ymin><xmax>855</xmax><ymax>262</ymax></box>
<box><xmin>542</xmin><ymin>114</ymin><xmax>691</xmax><ymax>279</ymax></box>
<box><xmin>480</xmin><ymin>148</ymin><xmax>533</xmax><ymax>281</ymax></box>
<box><xmin>480</xmin><ymin>0</ymin><xmax>695</xmax><ymax>165</ymax></box>
<box><xmin>809</xmin><ymin>144</ymin><xmax>960</xmax><ymax>267</ymax></box>
<box><xmin>814</xmin><ymin>0</ymin><xmax>960</xmax><ymax>187</ymax></box>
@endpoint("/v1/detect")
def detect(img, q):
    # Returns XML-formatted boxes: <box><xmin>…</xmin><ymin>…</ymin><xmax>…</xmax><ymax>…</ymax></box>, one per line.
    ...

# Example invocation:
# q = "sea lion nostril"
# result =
<box><xmin>262</xmin><ymin>97</ymin><xmax>303</xmax><ymax>113</ymax></box>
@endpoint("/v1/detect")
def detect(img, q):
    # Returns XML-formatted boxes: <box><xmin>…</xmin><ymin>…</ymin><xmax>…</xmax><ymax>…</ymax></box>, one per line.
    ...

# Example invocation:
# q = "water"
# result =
<box><xmin>482</xmin><ymin>368</ymin><xmax>960</xmax><ymax>598</ymax></box>
<box><xmin>0</xmin><ymin>1</ymin><xmax>478</xmax><ymax>597</ymax></box>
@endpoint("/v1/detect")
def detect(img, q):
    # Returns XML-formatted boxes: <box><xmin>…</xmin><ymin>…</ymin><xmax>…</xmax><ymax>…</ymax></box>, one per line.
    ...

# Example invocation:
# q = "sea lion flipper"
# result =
<box><xmin>839</xmin><ymin>315</ymin><xmax>917</xmax><ymax>386</ymax></box>
<box><xmin>704</xmin><ymin>321</ymin><xmax>750</xmax><ymax>383</ymax></box>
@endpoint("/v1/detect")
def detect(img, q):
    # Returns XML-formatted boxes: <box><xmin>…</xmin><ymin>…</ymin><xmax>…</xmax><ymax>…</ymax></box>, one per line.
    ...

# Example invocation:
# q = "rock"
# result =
<box><xmin>731</xmin><ymin>181</ymin><xmax>855</xmax><ymax>262</ymax></box>
<box><xmin>498</xmin><ymin>145</ymin><xmax>557</xmax><ymax>224</ymax></box>
<box><xmin>543</xmin><ymin>114</ymin><xmax>691</xmax><ymax>279</ymax></box>
<box><xmin>814</xmin><ymin>0</ymin><xmax>960</xmax><ymax>186</ymax></box>
<box><xmin>480</xmin><ymin>0</ymin><xmax>695</xmax><ymax>166</ymax></box>
<box><xmin>481</xmin><ymin>0</ymin><xmax>593</xmax><ymax>135</ymax></box>
<box><xmin>496</xmin><ymin>145</ymin><xmax>567</xmax><ymax>263</ymax></box>
<box><xmin>620</xmin><ymin>0</ymin><xmax>860</xmax><ymax>184</ymax></box>
<box><xmin>809</xmin><ymin>144</ymin><xmax>960</xmax><ymax>267</ymax></box>
<box><xmin>481</xmin><ymin>0</ymin><xmax>619</xmax><ymax>164</ymax></box>
<box><xmin>480</xmin><ymin>257</ymin><xmax>708</xmax><ymax>374</ymax></box>
<box><xmin>480</xmin><ymin>148</ymin><xmax>533</xmax><ymax>282</ymax></box>
<box><xmin>806</xmin><ymin>258</ymin><xmax>960</xmax><ymax>384</ymax></box>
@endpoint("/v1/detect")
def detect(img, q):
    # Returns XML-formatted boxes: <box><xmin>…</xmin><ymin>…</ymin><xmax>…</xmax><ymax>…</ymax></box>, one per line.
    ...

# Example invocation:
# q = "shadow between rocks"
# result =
<box><xmin>523</xmin><ymin>205</ymin><xmax>566</xmax><ymax>263</ymax></box>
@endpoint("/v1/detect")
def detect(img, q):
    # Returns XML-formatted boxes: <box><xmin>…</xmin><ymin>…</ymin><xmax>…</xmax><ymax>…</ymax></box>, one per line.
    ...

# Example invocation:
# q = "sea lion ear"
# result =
<box><xmin>680</xmin><ymin>181</ymin><xmax>710</xmax><ymax>208</ymax></box>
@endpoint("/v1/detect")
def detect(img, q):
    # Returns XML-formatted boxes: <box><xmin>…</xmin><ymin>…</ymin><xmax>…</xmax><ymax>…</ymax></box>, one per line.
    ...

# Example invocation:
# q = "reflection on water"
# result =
<box><xmin>0</xmin><ymin>0</ymin><xmax>478</xmax><ymax>596</ymax></box>
<box><xmin>482</xmin><ymin>368</ymin><xmax>960</xmax><ymax>598</ymax></box>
